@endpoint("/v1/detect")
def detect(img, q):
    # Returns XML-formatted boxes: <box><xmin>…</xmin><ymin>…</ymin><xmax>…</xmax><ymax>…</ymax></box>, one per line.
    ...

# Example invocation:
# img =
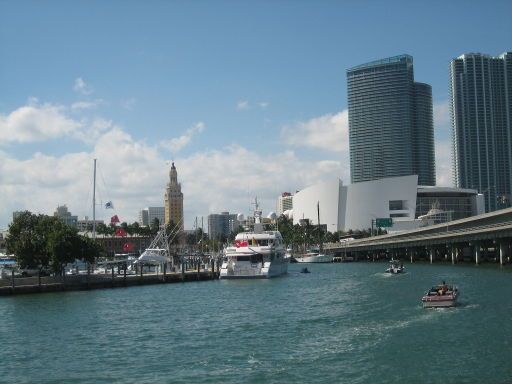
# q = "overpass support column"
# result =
<box><xmin>429</xmin><ymin>248</ymin><xmax>434</xmax><ymax>264</ymax></box>
<box><xmin>451</xmin><ymin>246</ymin><xmax>457</xmax><ymax>265</ymax></box>
<box><xmin>499</xmin><ymin>241</ymin><xmax>507</xmax><ymax>266</ymax></box>
<box><xmin>474</xmin><ymin>244</ymin><xmax>480</xmax><ymax>265</ymax></box>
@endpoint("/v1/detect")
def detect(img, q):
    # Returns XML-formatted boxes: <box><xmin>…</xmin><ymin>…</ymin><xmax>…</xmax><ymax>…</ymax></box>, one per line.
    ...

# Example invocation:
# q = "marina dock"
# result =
<box><xmin>0</xmin><ymin>267</ymin><xmax>220</xmax><ymax>296</ymax></box>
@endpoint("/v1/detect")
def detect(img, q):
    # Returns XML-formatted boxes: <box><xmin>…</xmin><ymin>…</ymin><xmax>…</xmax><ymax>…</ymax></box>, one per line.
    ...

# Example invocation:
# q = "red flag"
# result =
<box><xmin>234</xmin><ymin>240</ymin><xmax>248</xmax><ymax>248</ymax></box>
<box><xmin>110</xmin><ymin>215</ymin><xmax>120</xmax><ymax>224</ymax></box>
<box><xmin>123</xmin><ymin>242</ymin><xmax>134</xmax><ymax>252</ymax></box>
<box><xmin>115</xmin><ymin>228</ymin><xmax>127</xmax><ymax>237</ymax></box>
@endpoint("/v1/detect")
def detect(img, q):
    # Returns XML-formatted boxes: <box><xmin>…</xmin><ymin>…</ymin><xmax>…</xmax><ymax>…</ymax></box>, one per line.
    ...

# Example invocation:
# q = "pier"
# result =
<box><xmin>0</xmin><ymin>261</ymin><xmax>221</xmax><ymax>296</ymax></box>
<box><xmin>325</xmin><ymin>207</ymin><xmax>512</xmax><ymax>265</ymax></box>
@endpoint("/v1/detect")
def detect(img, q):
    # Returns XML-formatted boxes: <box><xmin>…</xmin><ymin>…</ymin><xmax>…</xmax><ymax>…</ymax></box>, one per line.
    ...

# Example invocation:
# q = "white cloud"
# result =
<box><xmin>0</xmin><ymin>102</ymin><xmax>82</xmax><ymax>143</ymax></box>
<box><xmin>120</xmin><ymin>98</ymin><xmax>136</xmax><ymax>110</ymax></box>
<box><xmin>259</xmin><ymin>101</ymin><xmax>269</xmax><ymax>109</ymax></box>
<box><xmin>161</xmin><ymin>121</ymin><xmax>205</xmax><ymax>153</ymax></box>
<box><xmin>73</xmin><ymin>77</ymin><xmax>93</xmax><ymax>95</ymax></box>
<box><xmin>281</xmin><ymin>110</ymin><xmax>349</xmax><ymax>153</ymax></box>
<box><xmin>434</xmin><ymin>100</ymin><xmax>451</xmax><ymax>128</ymax></box>
<box><xmin>236</xmin><ymin>100</ymin><xmax>249</xmax><ymax>110</ymax></box>
<box><xmin>71</xmin><ymin>99</ymin><xmax>103</xmax><ymax>110</ymax></box>
<box><xmin>72</xmin><ymin>118</ymin><xmax>114</xmax><ymax>144</ymax></box>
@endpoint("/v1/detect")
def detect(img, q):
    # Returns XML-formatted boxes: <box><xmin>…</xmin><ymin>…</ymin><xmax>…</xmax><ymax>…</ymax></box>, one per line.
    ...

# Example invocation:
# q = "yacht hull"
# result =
<box><xmin>220</xmin><ymin>260</ymin><xmax>288</xmax><ymax>279</ymax></box>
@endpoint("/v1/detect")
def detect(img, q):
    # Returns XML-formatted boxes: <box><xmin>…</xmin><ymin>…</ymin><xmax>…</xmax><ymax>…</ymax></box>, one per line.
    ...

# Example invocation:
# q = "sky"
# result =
<box><xmin>0</xmin><ymin>0</ymin><xmax>511</xmax><ymax>230</ymax></box>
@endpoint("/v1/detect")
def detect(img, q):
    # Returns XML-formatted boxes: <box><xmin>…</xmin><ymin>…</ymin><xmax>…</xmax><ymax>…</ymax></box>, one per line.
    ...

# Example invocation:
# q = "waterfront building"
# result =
<box><xmin>416</xmin><ymin>186</ymin><xmax>484</xmax><ymax>221</ymax></box>
<box><xmin>138</xmin><ymin>207</ymin><xmax>165</xmax><ymax>227</ymax></box>
<box><xmin>276</xmin><ymin>192</ymin><xmax>293</xmax><ymax>216</ymax></box>
<box><xmin>207</xmin><ymin>212</ymin><xmax>241</xmax><ymax>240</ymax></box>
<box><xmin>54</xmin><ymin>205</ymin><xmax>78</xmax><ymax>228</ymax></box>
<box><xmin>347</xmin><ymin>54</ymin><xmax>435</xmax><ymax>186</ymax></box>
<box><xmin>76</xmin><ymin>217</ymin><xmax>104</xmax><ymax>232</ymax></box>
<box><xmin>80</xmin><ymin>232</ymin><xmax>152</xmax><ymax>258</ymax></box>
<box><xmin>164</xmin><ymin>163</ymin><xmax>184</xmax><ymax>230</ymax></box>
<box><xmin>450</xmin><ymin>52</ymin><xmax>512</xmax><ymax>212</ymax></box>
<box><xmin>291</xmin><ymin>176</ymin><xmax>484</xmax><ymax>233</ymax></box>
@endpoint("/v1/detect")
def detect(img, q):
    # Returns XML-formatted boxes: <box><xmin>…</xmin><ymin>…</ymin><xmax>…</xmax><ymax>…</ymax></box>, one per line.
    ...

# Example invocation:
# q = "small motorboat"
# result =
<box><xmin>385</xmin><ymin>260</ymin><xmax>405</xmax><ymax>274</ymax></box>
<box><xmin>300</xmin><ymin>267</ymin><xmax>310</xmax><ymax>274</ymax></box>
<box><xmin>422</xmin><ymin>282</ymin><xmax>459</xmax><ymax>308</ymax></box>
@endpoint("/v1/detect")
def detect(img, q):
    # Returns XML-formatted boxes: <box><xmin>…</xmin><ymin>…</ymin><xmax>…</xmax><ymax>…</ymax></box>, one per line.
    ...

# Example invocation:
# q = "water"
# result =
<box><xmin>1</xmin><ymin>262</ymin><xmax>512</xmax><ymax>383</ymax></box>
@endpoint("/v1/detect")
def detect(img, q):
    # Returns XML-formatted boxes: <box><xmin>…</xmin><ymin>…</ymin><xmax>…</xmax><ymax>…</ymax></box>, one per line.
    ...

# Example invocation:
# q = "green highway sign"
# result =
<box><xmin>375</xmin><ymin>218</ymin><xmax>393</xmax><ymax>227</ymax></box>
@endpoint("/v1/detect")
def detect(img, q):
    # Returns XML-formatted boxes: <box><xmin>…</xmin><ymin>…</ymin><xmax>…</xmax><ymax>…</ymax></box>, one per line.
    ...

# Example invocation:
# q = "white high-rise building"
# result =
<box><xmin>277</xmin><ymin>192</ymin><xmax>293</xmax><ymax>216</ymax></box>
<box><xmin>450</xmin><ymin>52</ymin><xmax>512</xmax><ymax>212</ymax></box>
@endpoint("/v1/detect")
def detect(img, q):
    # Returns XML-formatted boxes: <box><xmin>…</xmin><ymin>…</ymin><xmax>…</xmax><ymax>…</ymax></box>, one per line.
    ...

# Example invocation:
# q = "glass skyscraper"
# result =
<box><xmin>450</xmin><ymin>52</ymin><xmax>512</xmax><ymax>212</ymax></box>
<box><xmin>347</xmin><ymin>55</ymin><xmax>435</xmax><ymax>185</ymax></box>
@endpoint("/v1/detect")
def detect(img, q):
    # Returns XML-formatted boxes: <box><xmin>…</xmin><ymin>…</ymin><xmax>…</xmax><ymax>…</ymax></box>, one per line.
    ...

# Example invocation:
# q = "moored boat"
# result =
<box><xmin>294</xmin><ymin>251</ymin><xmax>333</xmax><ymax>263</ymax></box>
<box><xmin>220</xmin><ymin>200</ymin><xmax>288</xmax><ymax>279</ymax></box>
<box><xmin>294</xmin><ymin>201</ymin><xmax>332</xmax><ymax>263</ymax></box>
<box><xmin>422</xmin><ymin>282</ymin><xmax>459</xmax><ymax>308</ymax></box>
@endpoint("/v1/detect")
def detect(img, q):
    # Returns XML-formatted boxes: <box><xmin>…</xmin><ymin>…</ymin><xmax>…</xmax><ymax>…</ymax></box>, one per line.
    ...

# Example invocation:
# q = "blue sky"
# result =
<box><xmin>1</xmin><ymin>0</ymin><xmax>511</xmax><ymax>229</ymax></box>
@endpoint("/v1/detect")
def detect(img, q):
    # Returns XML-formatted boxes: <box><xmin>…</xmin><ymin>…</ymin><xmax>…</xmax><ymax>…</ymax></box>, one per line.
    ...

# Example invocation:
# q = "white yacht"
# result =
<box><xmin>220</xmin><ymin>201</ymin><xmax>288</xmax><ymax>279</ymax></box>
<box><xmin>294</xmin><ymin>251</ymin><xmax>332</xmax><ymax>263</ymax></box>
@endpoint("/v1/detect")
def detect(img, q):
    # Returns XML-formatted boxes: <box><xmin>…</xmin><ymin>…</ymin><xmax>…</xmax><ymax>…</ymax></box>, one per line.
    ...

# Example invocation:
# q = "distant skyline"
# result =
<box><xmin>1</xmin><ymin>1</ymin><xmax>511</xmax><ymax>229</ymax></box>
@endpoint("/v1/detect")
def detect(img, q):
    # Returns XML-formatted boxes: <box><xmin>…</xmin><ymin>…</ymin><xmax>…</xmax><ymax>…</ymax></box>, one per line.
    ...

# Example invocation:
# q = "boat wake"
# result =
<box><xmin>454</xmin><ymin>302</ymin><xmax>480</xmax><ymax>310</ymax></box>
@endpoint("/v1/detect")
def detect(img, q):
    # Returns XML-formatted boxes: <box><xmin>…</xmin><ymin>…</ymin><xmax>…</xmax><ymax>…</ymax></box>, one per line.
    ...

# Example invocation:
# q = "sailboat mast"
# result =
<box><xmin>93</xmin><ymin>158</ymin><xmax>97</xmax><ymax>240</ymax></box>
<box><xmin>317</xmin><ymin>201</ymin><xmax>323</xmax><ymax>253</ymax></box>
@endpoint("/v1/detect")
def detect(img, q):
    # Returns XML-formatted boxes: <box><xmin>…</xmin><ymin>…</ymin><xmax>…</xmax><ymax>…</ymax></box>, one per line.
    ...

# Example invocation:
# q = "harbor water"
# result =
<box><xmin>1</xmin><ymin>262</ymin><xmax>512</xmax><ymax>383</ymax></box>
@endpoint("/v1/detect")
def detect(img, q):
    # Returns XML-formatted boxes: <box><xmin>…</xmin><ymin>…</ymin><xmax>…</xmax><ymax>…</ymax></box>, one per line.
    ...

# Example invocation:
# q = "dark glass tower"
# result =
<box><xmin>347</xmin><ymin>55</ymin><xmax>436</xmax><ymax>185</ymax></box>
<box><xmin>450</xmin><ymin>52</ymin><xmax>512</xmax><ymax>212</ymax></box>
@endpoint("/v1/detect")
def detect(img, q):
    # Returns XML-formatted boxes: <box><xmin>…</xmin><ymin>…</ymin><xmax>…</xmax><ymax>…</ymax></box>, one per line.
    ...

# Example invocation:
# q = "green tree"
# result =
<box><xmin>46</xmin><ymin>225</ymin><xmax>80</xmax><ymax>274</ymax></box>
<box><xmin>96</xmin><ymin>222</ymin><xmax>110</xmax><ymax>236</ymax></box>
<box><xmin>129</xmin><ymin>222</ymin><xmax>140</xmax><ymax>236</ymax></box>
<box><xmin>6</xmin><ymin>211</ymin><xmax>50</xmax><ymax>270</ymax></box>
<box><xmin>277</xmin><ymin>215</ymin><xmax>294</xmax><ymax>246</ymax></box>
<box><xmin>77</xmin><ymin>236</ymin><xmax>103</xmax><ymax>264</ymax></box>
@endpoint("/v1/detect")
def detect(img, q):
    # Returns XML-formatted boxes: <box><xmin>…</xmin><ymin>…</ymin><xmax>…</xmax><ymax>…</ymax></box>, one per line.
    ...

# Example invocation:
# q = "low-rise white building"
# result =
<box><xmin>292</xmin><ymin>175</ymin><xmax>484</xmax><ymax>233</ymax></box>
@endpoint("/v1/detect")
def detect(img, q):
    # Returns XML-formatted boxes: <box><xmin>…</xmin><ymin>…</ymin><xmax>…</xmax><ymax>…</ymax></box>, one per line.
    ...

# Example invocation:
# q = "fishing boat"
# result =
<box><xmin>421</xmin><ymin>282</ymin><xmax>459</xmax><ymax>308</ymax></box>
<box><xmin>220</xmin><ymin>199</ymin><xmax>288</xmax><ymax>279</ymax></box>
<box><xmin>385</xmin><ymin>259</ymin><xmax>405</xmax><ymax>274</ymax></box>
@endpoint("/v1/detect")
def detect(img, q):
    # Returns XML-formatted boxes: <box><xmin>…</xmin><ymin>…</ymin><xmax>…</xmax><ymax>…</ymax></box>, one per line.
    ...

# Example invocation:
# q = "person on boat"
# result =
<box><xmin>438</xmin><ymin>281</ymin><xmax>448</xmax><ymax>295</ymax></box>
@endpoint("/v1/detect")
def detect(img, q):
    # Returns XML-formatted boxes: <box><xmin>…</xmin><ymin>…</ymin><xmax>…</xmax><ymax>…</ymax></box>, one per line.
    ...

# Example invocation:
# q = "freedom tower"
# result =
<box><xmin>347</xmin><ymin>55</ymin><xmax>435</xmax><ymax>186</ymax></box>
